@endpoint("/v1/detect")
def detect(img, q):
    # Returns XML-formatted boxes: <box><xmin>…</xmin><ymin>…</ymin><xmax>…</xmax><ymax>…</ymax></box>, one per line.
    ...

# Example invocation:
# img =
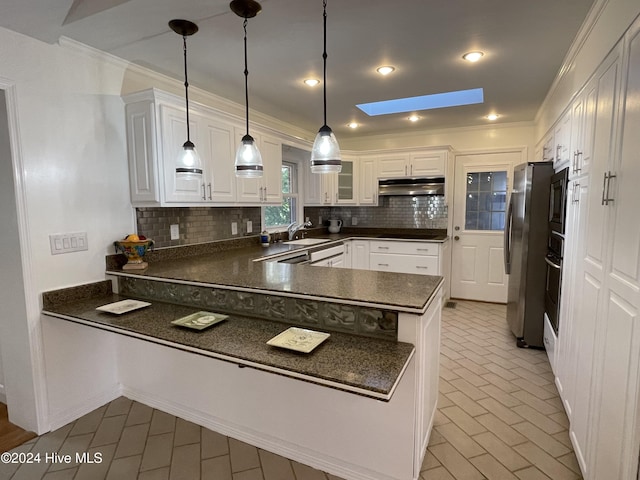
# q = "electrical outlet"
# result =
<box><xmin>170</xmin><ymin>224</ymin><xmax>180</xmax><ymax>240</ymax></box>
<box><xmin>352</xmin><ymin>217</ymin><xmax>358</xmax><ymax>226</ymax></box>
<box><xmin>318</xmin><ymin>216</ymin><xmax>323</xmax><ymax>226</ymax></box>
<box><xmin>231</xmin><ymin>222</ymin><xmax>238</xmax><ymax>235</ymax></box>
<box><xmin>246</xmin><ymin>220</ymin><xmax>252</xmax><ymax>234</ymax></box>
<box><xmin>49</xmin><ymin>232</ymin><xmax>88</xmax><ymax>255</ymax></box>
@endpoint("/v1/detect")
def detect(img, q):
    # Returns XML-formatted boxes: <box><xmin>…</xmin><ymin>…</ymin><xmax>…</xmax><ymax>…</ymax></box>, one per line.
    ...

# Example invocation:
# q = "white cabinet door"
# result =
<box><xmin>161</xmin><ymin>104</ymin><xmax>206</xmax><ymax>203</ymax></box>
<box><xmin>125</xmin><ymin>100</ymin><xmax>160</xmax><ymax>204</ymax></box>
<box><xmin>377</xmin><ymin>154</ymin><xmax>410</xmax><ymax>178</ymax></box>
<box><xmin>351</xmin><ymin>240</ymin><xmax>370</xmax><ymax>270</ymax></box>
<box><xmin>235</xmin><ymin>131</ymin><xmax>283</xmax><ymax>205</ymax></box>
<box><xmin>200</xmin><ymin>117</ymin><xmax>236</xmax><ymax>203</ymax></box>
<box><xmin>358</xmin><ymin>156</ymin><xmax>378</xmax><ymax>205</ymax></box>
<box><xmin>410</xmin><ymin>151</ymin><xmax>445</xmax><ymax>176</ymax></box>
<box><xmin>260</xmin><ymin>135</ymin><xmax>283</xmax><ymax>205</ymax></box>
<box><xmin>554</xmin><ymin>109</ymin><xmax>572</xmax><ymax>171</ymax></box>
<box><xmin>336</xmin><ymin>157</ymin><xmax>357</xmax><ymax>204</ymax></box>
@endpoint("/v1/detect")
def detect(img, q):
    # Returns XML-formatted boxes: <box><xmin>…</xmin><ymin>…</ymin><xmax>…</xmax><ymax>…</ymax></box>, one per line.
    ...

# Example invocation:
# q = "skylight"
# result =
<box><xmin>356</xmin><ymin>88</ymin><xmax>484</xmax><ymax>116</ymax></box>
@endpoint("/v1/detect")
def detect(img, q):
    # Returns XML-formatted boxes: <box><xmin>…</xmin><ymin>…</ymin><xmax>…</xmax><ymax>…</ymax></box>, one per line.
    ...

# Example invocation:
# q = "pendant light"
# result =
<box><xmin>231</xmin><ymin>0</ymin><xmax>263</xmax><ymax>178</ymax></box>
<box><xmin>169</xmin><ymin>19</ymin><xmax>203</xmax><ymax>181</ymax></box>
<box><xmin>310</xmin><ymin>0</ymin><xmax>341</xmax><ymax>174</ymax></box>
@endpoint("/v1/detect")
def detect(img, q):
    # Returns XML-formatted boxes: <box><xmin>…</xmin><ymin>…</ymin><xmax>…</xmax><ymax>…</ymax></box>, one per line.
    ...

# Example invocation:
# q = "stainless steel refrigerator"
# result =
<box><xmin>504</xmin><ymin>161</ymin><xmax>554</xmax><ymax>348</ymax></box>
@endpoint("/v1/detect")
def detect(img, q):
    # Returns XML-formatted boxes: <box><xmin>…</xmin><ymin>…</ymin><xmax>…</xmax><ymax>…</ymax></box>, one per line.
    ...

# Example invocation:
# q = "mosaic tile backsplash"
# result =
<box><xmin>118</xmin><ymin>276</ymin><xmax>398</xmax><ymax>340</ymax></box>
<box><xmin>305</xmin><ymin>195</ymin><xmax>448</xmax><ymax>230</ymax></box>
<box><xmin>136</xmin><ymin>207</ymin><xmax>261</xmax><ymax>248</ymax></box>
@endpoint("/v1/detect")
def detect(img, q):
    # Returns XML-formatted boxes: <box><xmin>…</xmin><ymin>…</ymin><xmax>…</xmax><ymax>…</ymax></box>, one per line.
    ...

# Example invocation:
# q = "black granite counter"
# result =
<box><xmin>106</xmin><ymin>236</ymin><xmax>445</xmax><ymax>314</ymax></box>
<box><xmin>42</xmin><ymin>284</ymin><xmax>415</xmax><ymax>400</ymax></box>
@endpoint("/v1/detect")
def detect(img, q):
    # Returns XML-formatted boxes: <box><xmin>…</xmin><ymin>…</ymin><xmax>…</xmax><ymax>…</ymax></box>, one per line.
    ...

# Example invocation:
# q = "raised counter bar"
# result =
<box><xmin>42</xmin><ymin>284</ymin><xmax>414</xmax><ymax>400</ymax></box>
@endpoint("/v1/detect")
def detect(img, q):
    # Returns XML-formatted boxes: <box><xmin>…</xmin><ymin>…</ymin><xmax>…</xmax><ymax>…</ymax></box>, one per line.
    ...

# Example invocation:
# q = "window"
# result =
<box><xmin>264</xmin><ymin>162</ymin><xmax>298</xmax><ymax>229</ymax></box>
<box><xmin>465</xmin><ymin>171</ymin><xmax>507</xmax><ymax>230</ymax></box>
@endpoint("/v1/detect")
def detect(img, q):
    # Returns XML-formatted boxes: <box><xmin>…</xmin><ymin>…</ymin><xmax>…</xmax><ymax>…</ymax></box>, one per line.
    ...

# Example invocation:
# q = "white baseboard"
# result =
<box><xmin>47</xmin><ymin>384</ymin><xmax>122</xmax><ymax>431</ymax></box>
<box><xmin>121</xmin><ymin>386</ymin><xmax>398</xmax><ymax>480</ymax></box>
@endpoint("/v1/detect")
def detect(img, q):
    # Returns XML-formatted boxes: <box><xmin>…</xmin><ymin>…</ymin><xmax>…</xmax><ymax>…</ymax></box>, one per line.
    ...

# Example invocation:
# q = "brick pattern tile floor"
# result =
<box><xmin>0</xmin><ymin>300</ymin><xmax>581</xmax><ymax>480</ymax></box>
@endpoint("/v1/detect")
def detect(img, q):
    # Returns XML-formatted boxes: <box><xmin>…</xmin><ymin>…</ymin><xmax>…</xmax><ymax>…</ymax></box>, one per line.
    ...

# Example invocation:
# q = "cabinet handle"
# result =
<box><xmin>207</xmin><ymin>183</ymin><xmax>212</xmax><ymax>200</ymax></box>
<box><xmin>377</xmin><ymin>246</ymin><xmax>389</xmax><ymax>250</ymax></box>
<box><xmin>556</xmin><ymin>144</ymin><xmax>562</xmax><ymax>161</ymax></box>
<box><xmin>574</xmin><ymin>151</ymin><xmax>582</xmax><ymax>173</ymax></box>
<box><xmin>573</xmin><ymin>182</ymin><xmax>580</xmax><ymax>204</ymax></box>
<box><xmin>601</xmin><ymin>171</ymin><xmax>616</xmax><ymax>205</ymax></box>
<box><xmin>201</xmin><ymin>184</ymin><xmax>206</xmax><ymax>201</ymax></box>
<box><xmin>410</xmin><ymin>164</ymin><xmax>413</xmax><ymax>175</ymax></box>
<box><xmin>416</xmin><ymin>248</ymin><xmax>430</xmax><ymax>252</ymax></box>
<box><xmin>260</xmin><ymin>187</ymin><xmax>264</xmax><ymax>202</ymax></box>
<box><xmin>416</xmin><ymin>266</ymin><xmax>429</xmax><ymax>270</ymax></box>
<box><xmin>377</xmin><ymin>263</ymin><xmax>389</xmax><ymax>267</ymax></box>
<box><xmin>335</xmin><ymin>192</ymin><xmax>338</xmax><ymax>203</ymax></box>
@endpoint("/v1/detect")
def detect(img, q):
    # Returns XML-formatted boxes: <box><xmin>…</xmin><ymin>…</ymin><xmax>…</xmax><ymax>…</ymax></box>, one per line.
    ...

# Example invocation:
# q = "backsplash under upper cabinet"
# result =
<box><xmin>306</xmin><ymin>195</ymin><xmax>448</xmax><ymax>230</ymax></box>
<box><xmin>136</xmin><ymin>207</ymin><xmax>261</xmax><ymax>248</ymax></box>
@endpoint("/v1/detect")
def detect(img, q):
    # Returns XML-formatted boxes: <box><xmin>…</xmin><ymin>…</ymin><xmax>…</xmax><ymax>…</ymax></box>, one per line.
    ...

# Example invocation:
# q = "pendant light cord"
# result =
<box><xmin>182</xmin><ymin>34</ymin><xmax>192</xmax><ymax>143</ymax></box>
<box><xmin>243</xmin><ymin>18</ymin><xmax>250</xmax><ymax>136</ymax></box>
<box><xmin>322</xmin><ymin>0</ymin><xmax>328</xmax><ymax>127</ymax></box>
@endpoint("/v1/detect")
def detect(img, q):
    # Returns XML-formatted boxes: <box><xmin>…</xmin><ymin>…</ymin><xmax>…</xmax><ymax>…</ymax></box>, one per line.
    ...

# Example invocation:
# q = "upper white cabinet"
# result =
<box><xmin>124</xmin><ymin>89</ymin><xmax>282</xmax><ymax>207</ymax></box>
<box><xmin>553</xmin><ymin>109</ymin><xmax>572</xmax><ymax>170</ymax></box>
<box><xmin>377</xmin><ymin>149</ymin><xmax>446</xmax><ymax>178</ymax></box>
<box><xmin>303</xmin><ymin>155</ymin><xmax>357</xmax><ymax>206</ymax></box>
<box><xmin>358</xmin><ymin>155</ymin><xmax>378</xmax><ymax>205</ymax></box>
<box><xmin>235</xmin><ymin>129</ymin><xmax>283</xmax><ymax>205</ymax></box>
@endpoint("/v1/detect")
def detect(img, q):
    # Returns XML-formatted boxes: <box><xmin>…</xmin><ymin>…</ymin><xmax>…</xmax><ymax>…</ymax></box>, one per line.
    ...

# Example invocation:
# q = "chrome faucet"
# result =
<box><xmin>287</xmin><ymin>220</ymin><xmax>312</xmax><ymax>240</ymax></box>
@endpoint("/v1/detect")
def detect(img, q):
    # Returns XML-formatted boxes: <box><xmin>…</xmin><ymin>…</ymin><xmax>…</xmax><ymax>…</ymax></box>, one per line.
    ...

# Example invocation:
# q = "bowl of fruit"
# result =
<box><xmin>113</xmin><ymin>234</ymin><xmax>154</xmax><ymax>270</ymax></box>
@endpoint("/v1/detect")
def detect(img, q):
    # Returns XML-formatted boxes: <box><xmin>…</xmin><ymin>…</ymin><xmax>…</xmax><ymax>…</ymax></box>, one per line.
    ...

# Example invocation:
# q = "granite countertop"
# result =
<box><xmin>43</xmin><ymin>291</ymin><xmax>415</xmax><ymax>400</ymax></box>
<box><xmin>106</xmin><ymin>230</ymin><xmax>446</xmax><ymax>314</ymax></box>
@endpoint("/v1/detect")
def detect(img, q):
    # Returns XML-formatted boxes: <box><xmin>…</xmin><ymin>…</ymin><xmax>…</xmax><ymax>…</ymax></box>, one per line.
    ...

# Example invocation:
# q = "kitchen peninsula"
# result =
<box><xmin>42</xmin><ymin>235</ymin><xmax>443</xmax><ymax>480</ymax></box>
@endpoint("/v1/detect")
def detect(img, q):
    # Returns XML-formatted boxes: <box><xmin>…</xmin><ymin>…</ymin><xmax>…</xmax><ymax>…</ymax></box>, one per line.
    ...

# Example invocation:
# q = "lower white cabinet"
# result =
<box><xmin>369</xmin><ymin>240</ymin><xmax>442</xmax><ymax>277</ymax></box>
<box><xmin>344</xmin><ymin>240</ymin><xmax>370</xmax><ymax>270</ymax></box>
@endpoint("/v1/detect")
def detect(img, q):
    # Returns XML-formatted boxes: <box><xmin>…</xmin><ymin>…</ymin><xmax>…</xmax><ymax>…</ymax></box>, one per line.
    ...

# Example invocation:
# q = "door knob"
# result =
<box><xmin>454</xmin><ymin>236</ymin><xmax>460</xmax><ymax>241</ymax></box>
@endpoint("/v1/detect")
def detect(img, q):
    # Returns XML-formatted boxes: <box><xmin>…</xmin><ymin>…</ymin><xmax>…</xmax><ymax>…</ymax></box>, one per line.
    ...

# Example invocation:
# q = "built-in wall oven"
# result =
<box><xmin>545</xmin><ymin>231</ymin><xmax>564</xmax><ymax>333</ymax></box>
<box><xmin>545</xmin><ymin>168</ymin><xmax>569</xmax><ymax>335</ymax></box>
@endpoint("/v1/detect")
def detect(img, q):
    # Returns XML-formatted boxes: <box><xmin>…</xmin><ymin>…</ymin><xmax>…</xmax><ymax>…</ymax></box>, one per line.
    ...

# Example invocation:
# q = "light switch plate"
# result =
<box><xmin>49</xmin><ymin>232</ymin><xmax>88</xmax><ymax>255</ymax></box>
<box><xmin>170</xmin><ymin>224</ymin><xmax>180</xmax><ymax>240</ymax></box>
<box><xmin>246</xmin><ymin>220</ymin><xmax>252</xmax><ymax>233</ymax></box>
<box><xmin>231</xmin><ymin>222</ymin><xmax>238</xmax><ymax>235</ymax></box>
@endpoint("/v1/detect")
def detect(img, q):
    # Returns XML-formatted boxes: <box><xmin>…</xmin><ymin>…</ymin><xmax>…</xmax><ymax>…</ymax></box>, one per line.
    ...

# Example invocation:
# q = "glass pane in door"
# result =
<box><xmin>465</xmin><ymin>171</ymin><xmax>508</xmax><ymax>231</ymax></box>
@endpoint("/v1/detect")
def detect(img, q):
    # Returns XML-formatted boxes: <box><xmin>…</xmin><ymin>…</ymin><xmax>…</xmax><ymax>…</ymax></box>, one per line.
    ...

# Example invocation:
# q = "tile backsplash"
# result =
<box><xmin>137</xmin><ymin>196</ymin><xmax>447</xmax><ymax>248</ymax></box>
<box><xmin>305</xmin><ymin>195</ymin><xmax>448</xmax><ymax>230</ymax></box>
<box><xmin>136</xmin><ymin>207</ymin><xmax>261</xmax><ymax>248</ymax></box>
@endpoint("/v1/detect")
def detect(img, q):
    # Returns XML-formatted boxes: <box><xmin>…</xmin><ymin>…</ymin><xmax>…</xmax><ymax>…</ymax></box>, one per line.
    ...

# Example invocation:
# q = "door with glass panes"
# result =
<box><xmin>451</xmin><ymin>150</ymin><xmax>523</xmax><ymax>302</ymax></box>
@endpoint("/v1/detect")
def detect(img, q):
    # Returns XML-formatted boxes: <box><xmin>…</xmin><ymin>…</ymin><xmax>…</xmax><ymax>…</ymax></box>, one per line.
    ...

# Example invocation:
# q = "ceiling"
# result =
<box><xmin>1</xmin><ymin>0</ymin><xmax>595</xmax><ymax>138</ymax></box>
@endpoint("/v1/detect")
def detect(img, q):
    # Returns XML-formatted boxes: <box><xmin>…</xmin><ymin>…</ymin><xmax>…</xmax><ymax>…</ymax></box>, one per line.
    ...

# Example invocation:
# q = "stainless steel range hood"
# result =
<box><xmin>378</xmin><ymin>177</ymin><xmax>445</xmax><ymax>196</ymax></box>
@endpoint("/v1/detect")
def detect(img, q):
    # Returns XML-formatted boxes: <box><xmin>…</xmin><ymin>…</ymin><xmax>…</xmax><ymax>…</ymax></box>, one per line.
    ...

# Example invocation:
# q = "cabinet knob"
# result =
<box><xmin>454</xmin><ymin>236</ymin><xmax>460</xmax><ymax>241</ymax></box>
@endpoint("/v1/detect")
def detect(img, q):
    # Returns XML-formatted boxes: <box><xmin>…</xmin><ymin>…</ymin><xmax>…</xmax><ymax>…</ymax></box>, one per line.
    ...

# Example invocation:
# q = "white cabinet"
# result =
<box><xmin>377</xmin><ymin>150</ymin><xmax>446</xmax><ymax>178</ymax></box>
<box><xmin>369</xmin><ymin>241</ymin><xmax>442</xmax><ymax>277</ymax></box>
<box><xmin>346</xmin><ymin>240</ymin><xmax>370</xmax><ymax>270</ymax></box>
<box><xmin>236</xmin><ymin>130</ymin><xmax>283</xmax><ymax>205</ymax></box>
<box><xmin>553</xmin><ymin>29</ymin><xmax>640</xmax><ymax>479</ymax></box>
<box><xmin>303</xmin><ymin>156</ymin><xmax>357</xmax><ymax>206</ymax></box>
<box><xmin>358</xmin><ymin>155</ymin><xmax>378</xmax><ymax>205</ymax></box>
<box><xmin>587</xmin><ymin>24</ymin><xmax>640</xmax><ymax>480</ymax></box>
<box><xmin>124</xmin><ymin>89</ymin><xmax>283</xmax><ymax>207</ymax></box>
<box><xmin>309</xmin><ymin>244</ymin><xmax>344</xmax><ymax>268</ymax></box>
<box><xmin>554</xmin><ymin>109</ymin><xmax>572</xmax><ymax>170</ymax></box>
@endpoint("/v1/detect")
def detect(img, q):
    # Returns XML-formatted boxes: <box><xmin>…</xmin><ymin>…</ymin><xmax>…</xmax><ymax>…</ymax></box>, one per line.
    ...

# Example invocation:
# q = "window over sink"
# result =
<box><xmin>263</xmin><ymin>161</ymin><xmax>298</xmax><ymax>229</ymax></box>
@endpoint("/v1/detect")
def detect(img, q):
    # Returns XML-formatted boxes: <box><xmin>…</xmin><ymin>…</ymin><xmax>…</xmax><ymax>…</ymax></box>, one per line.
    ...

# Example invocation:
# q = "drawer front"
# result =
<box><xmin>369</xmin><ymin>240</ymin><xmax>440</xmax><ymax>256</ymax></box>
<box><xmin>370</xmin><ymin>253</ymin><xmax>439</xmax><ymax>275</ymax></box>
<box><xmin>310</xmin><ymin>245</ymin><xmax>344</xmax><ymax>262</ymax></box>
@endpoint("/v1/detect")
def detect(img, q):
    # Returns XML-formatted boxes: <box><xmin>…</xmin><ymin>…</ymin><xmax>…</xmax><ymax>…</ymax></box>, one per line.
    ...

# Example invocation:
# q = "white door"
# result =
<box><xmin>450</xmin><ymin>151</ymin><xmax>523</xmax><ymax>302</ymax></box>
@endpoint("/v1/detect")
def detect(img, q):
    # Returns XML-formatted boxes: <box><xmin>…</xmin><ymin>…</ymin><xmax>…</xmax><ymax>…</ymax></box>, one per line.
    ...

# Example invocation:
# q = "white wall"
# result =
<box><xmin>0</xmin><ymin>27</ymin><xmax>135</xmax><ymax>432</ymax></box>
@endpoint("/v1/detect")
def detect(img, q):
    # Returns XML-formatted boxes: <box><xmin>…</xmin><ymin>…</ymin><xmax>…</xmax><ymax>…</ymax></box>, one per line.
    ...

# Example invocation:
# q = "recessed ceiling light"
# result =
<box><xmin>462</xmin><ymin>51</ymin><xmax>484</xmax><ymax>63</ymax></box>
<box><xmin>408</xmin><ymin>115</ymin><xmax>421</xmax><ymax>122</ymax></box>
<box><xmin>376</xmin><ymin>65</ymin><xmax>395</xmax><ymax>76</ymax></box>
<box><xmin>304</xmin><ymin>78</ymin><xmax>320</xmax><ymax>87</ymax></box>
<box><xmin>347</xmin><ymin>122</ymin><xmax>359</xmax><ymax>129</ymax></box>
<box><xmin>486</xmin><ymin>113</ymin><xmax>499</xmax><ymax>121</ymax></box>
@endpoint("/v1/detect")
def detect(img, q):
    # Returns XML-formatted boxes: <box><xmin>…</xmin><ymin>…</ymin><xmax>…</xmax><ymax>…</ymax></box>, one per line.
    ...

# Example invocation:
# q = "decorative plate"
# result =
<box><xmin>171</xmin><ymin>311</ymin><xmax>229</xmax><ymax>330</ymax></box>
<box><xmin>96</xmin><ymin>299</ymin><xmax>151</xmax><ymax>315</ymax></box>
<box><xmin>267</xmin><ymin>327</ymin><xmax>330</xmax><ymax>353</ymax></box>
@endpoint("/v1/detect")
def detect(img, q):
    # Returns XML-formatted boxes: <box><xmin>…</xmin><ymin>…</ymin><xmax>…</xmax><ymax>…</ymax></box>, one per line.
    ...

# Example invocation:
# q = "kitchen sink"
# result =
<box><xmin>285</xmin><ymin>238</ymin><xmax>331</xmax><ymax>246</ymax></box>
